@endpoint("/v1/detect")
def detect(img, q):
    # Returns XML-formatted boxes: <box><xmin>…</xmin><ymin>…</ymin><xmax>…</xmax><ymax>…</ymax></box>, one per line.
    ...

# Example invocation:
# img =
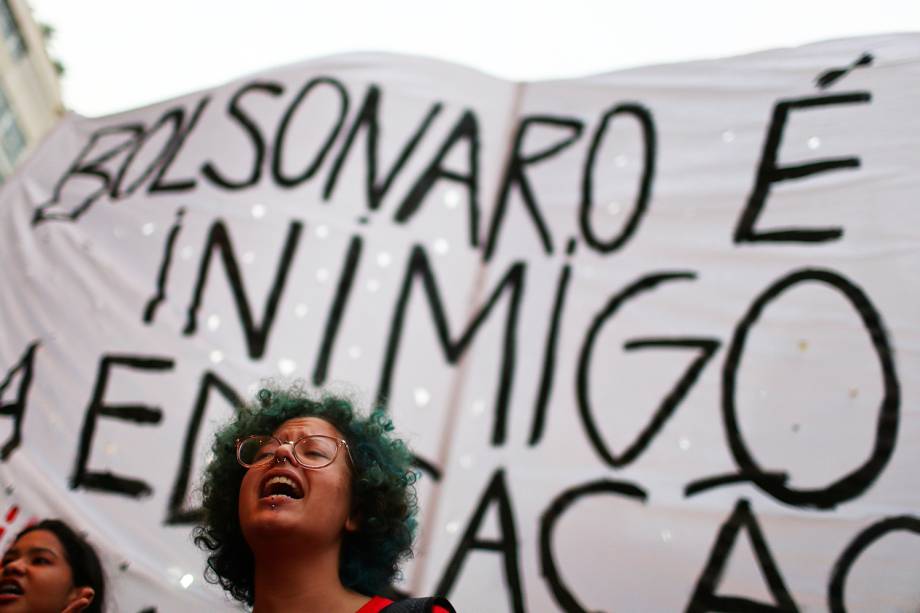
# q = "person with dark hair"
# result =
<box><xmin>0</xmin><ymin>518</ymin><xmax>105</xmax><ymax>613</ymax></box>
<box><xmin>194</xmin><ymin>385</ymin><xmax>454</xmax><ymax>613</ymax></box>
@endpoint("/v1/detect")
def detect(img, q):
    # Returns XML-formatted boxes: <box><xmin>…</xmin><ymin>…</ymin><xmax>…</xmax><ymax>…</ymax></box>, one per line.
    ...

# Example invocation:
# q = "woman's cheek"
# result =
<box><xmin>239</xmin><ymin>471</ymin><xmax>258</xmax><ymax>513</ymax></box>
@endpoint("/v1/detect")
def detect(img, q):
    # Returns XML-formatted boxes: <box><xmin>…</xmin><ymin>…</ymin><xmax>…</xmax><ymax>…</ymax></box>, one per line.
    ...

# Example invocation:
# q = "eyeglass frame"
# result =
<box><xmin>235</xmin><ymin>434</ymin><xmax>354</xmax><ymax>470</ymax></box>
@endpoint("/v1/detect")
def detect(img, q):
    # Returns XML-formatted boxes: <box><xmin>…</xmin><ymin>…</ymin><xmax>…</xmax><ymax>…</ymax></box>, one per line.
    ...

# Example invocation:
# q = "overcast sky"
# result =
<box><xmin>27</xmin><ymin>0</ymin><xmax>920</xmax><ymax>117</ymax></box>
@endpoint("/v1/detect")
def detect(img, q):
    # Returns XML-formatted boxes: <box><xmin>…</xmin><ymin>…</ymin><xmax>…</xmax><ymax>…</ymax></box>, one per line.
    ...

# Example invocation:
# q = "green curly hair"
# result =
<box><xmin>193</xmin><ymin>384</ymin><xmax>419</xmax><ymax>605</ymax></box>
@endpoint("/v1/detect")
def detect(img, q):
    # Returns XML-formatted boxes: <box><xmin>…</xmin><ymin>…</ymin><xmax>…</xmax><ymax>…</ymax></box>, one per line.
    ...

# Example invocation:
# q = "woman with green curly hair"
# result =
<box><xmin>193</xmin><ymin>385</ymin><xmax>454</xmax><ymax>613</ymax></box>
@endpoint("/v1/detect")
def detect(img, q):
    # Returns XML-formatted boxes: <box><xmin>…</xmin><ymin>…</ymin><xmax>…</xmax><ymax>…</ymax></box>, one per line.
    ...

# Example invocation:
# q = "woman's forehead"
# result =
<box><xmin>10</xmin><ymin>529</ymin><xmax>64</xmax><ymax>556</ymax></box>
<box><xmin>273</xmin><ymin>416</ymin><xmax>340</xmax><ymax>439</ymax></box>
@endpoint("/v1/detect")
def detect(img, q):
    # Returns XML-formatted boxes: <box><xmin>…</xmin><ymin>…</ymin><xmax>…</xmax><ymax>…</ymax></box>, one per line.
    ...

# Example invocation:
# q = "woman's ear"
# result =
<box><xmin>345</xmin><ymin>513</ymin><xmax>360</xmax><ymax>532</ymax></box>
<box><xmin>62</xmin><ymin>587</ymin><xmax>95</xmax><ymax>613</ymax></box>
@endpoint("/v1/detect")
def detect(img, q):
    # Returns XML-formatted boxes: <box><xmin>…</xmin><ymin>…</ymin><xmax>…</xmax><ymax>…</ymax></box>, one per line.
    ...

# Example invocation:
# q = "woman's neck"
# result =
<box><xmin>251</xmin><ymin>544</ymin><xmax>370</xmax><ymax>613</ymax></box>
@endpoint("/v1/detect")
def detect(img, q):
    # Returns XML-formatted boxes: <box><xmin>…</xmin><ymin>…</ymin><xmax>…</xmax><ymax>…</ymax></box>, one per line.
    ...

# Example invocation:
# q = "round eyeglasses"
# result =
<box><xmin>235</xmin><ymin>434</ymin><xmax>351</xmax><ymax>469</ymax></box>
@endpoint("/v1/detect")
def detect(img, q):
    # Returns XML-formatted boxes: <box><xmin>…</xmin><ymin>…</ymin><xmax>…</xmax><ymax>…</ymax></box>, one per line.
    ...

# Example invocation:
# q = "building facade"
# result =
<box><xmin>0</xmin><ymin>0</ymin><xmax>62</xmax><ymax>181</ymax></box>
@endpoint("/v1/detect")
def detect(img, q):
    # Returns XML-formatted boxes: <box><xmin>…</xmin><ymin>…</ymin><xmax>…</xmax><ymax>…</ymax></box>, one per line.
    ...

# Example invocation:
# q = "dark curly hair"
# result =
<box><xmin>14</xmin><ymin>519</ymin><xmax>106</xmax><ymax>613</ymax></box>
<box><xmin>193</xmin><ymin>385</ymin><xmax>419</xmax><ymax>606</ymax></box>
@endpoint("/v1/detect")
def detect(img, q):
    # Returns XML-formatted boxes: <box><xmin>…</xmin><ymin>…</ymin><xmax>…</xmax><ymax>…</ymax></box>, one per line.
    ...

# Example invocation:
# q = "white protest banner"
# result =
<box><xmin>0</xmin><ymin>33</ymin><xmax>918</xmax><ymax>611</ymax></box>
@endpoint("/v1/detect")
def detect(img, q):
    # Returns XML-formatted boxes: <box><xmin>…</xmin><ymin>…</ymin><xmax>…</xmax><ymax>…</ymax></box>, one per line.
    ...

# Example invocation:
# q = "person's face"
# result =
<box><xmin>239</xmin><ymin>417</ymin><xmax>357</xmax><ymax>551</ymax></box>
<box><xmin>0</xmin><ymin>530</ymin><xmax>90</xmax><ymax>613</ymax></box>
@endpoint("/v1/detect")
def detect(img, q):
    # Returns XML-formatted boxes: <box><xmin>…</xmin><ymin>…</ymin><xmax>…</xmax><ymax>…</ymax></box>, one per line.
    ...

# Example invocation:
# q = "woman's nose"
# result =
<box><xmin>2</xmin><ymin>558</ymin><xmax>25</xmax><ymax>576</ymax></box>
<box><xmin>273</xmin><ymin>441</ymin><xmax>297</xmax><ymax>464</ymax></box>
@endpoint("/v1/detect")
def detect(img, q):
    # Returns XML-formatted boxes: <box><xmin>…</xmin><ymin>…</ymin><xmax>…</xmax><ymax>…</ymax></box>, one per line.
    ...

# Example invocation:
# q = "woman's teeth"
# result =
<box><xmin>261</xmin><ymin>475</ymin><xmax>303</xmax><ymax>499</ymax></box>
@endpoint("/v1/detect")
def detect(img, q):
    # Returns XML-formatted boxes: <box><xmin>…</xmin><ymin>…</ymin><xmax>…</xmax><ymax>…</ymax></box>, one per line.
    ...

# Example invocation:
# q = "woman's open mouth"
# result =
<box><xmin>0</xmin><ymin>579</ymin><xmax>24</xmax><ymax>601</ymax></box>
<box><xmin>260</xmin><ymin>475</ymin><xmax>304</xmax><ymax>500</ymax></box>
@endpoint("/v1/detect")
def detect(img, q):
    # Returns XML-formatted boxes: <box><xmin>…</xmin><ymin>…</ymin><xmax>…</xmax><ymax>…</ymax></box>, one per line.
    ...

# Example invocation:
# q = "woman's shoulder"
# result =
<box><xmin>355</xmin><ymin>596</ymin><xmax>393</xmax><ymax>613</ymax></box>
<box><xmin>356</xmin><ymin>595</ymin><xmax>454</xmax><ymax>613</ymax></box>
